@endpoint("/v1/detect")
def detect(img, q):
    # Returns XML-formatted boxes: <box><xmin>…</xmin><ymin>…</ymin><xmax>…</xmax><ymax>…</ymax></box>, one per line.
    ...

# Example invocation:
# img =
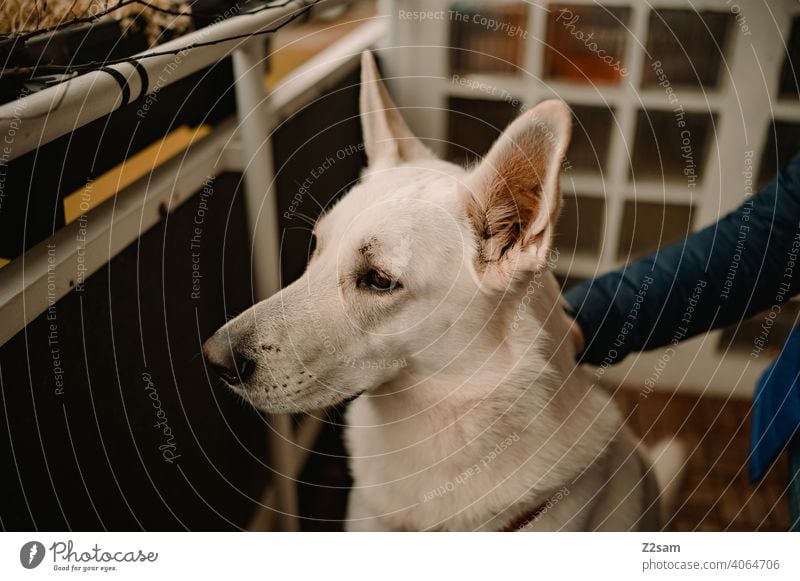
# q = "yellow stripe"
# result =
<box><xmin>63</xmin><ymin>125</ymin><xmax>211</xmax><ymax>224</ymax></box>
<box><xmin>0</xmin><ymin>257</ymin><xmax>9</xmax><ymax>269</ymax></box>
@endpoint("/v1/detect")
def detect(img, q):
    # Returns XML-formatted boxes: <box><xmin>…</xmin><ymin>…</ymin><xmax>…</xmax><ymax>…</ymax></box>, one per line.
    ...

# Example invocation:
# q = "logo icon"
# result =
<box><xmin>19</xmin><ymin>541</ymin><xmax>45</xmax><ymax>569</ymax></box>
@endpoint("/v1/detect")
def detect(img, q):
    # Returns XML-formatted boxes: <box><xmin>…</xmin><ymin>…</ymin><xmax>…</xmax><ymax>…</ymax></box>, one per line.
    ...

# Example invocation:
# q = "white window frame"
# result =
<box><xmin>380</xmin><ymin>0</ymin><xmax>800</xmax><ymax>397</ymax></box>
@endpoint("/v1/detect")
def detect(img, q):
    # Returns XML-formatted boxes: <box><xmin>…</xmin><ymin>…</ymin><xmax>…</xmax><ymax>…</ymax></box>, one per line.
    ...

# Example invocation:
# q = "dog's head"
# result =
<box><xmin>203</xmin><ymin>52</ymin><xmax>571</xmax><ymax>413</ymax></box>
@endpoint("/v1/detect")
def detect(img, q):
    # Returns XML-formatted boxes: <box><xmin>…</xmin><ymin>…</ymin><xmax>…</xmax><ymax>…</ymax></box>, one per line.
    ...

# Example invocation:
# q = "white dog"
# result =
<box><xmin>203</xmin><ymin>52</ymin><xmax>683</xmax><ymax>531</ymax></box>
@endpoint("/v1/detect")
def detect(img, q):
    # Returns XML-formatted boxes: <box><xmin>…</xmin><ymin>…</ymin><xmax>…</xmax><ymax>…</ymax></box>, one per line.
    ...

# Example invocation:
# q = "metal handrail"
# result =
<box><xmin>0</xmin><ymin>0</ymin><xmax>318</xmax><ymax>161</ymax></box>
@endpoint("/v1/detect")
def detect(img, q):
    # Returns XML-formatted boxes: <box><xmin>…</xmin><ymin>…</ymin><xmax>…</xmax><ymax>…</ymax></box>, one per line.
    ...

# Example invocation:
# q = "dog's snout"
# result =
<box><xmin>202</xmin><ymin>335</ymin><xmax>255</xmax><ymax>386</ymax></box>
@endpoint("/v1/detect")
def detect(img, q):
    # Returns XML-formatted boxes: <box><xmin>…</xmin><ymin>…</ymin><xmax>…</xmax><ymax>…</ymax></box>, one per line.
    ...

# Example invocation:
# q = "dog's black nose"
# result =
<box><xmin>202</xmin><ymin>336</ymin><xmax>255</xmax><ymax>385</ymax></box>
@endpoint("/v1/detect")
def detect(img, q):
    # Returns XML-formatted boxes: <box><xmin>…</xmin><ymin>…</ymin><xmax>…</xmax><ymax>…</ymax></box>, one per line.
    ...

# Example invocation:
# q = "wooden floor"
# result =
<box><xmin>614</xmin><ymin>389</ymin><xmax>791</xmax><ymax>531</ymax></box>
<box><xmin>296</xmin><ymin>390</ymin><xmax>792</xmax><ymax>531</ymax></box>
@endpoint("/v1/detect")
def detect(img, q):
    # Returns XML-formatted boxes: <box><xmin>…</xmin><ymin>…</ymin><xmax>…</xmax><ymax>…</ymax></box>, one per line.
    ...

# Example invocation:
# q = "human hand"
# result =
<box><xmin>565</xmin><ymin>315</ymin><xmax>585</xmax><ymax>356</ymax></box>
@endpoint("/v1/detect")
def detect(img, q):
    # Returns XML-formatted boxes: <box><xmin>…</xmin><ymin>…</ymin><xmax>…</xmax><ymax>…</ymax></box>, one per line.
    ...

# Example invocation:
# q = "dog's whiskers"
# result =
<box><xmin>285</xmin><ymin>225</ymin><xmax>315</xmax><ymax>234</ymax></box>
<box><xmin>292</xmin><ymin>211</ymin><xmax>318</xmax><ymax>228</ymax></box>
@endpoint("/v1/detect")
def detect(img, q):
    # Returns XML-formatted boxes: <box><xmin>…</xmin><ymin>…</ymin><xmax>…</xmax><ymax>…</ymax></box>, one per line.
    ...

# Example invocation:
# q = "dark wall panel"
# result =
<box><xmin>273</xmin><ymin>68</ymin><xmax>366</xmax><ymax>284</ymax></box>
<box><xmin>0</xmin><ymin>173</ymin><xmax>267</xmax><ymax>531</ymax></box>
<box><xmin>0</xmin><ymin>68</ymin><xmax>364</xmax><ymax>531</ymax></box>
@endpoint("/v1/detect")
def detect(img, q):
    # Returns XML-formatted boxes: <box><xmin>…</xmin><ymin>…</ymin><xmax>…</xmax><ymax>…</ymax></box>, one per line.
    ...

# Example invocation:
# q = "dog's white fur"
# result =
<box><xmin>205</xmin><ymin>52</ymin><xmax>683</xmax><ymax>531</ymax></box>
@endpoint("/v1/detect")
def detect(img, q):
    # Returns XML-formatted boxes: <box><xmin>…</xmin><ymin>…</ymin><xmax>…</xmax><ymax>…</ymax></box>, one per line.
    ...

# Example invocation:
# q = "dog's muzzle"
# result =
<box><xmin>202</xmin><ymin>334</ymin><xmax>255</xmax><ymax>386</ymax></box>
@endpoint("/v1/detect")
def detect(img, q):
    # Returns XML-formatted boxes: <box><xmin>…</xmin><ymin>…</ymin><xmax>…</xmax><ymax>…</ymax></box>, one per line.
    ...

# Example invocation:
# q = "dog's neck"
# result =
<box><xmin>346</xmin><ymin>269</ymin><xmax>622</xmax><ymax>529</ymax></box>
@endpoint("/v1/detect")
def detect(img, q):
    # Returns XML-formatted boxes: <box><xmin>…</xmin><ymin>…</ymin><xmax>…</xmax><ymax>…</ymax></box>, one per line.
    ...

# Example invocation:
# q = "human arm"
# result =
<box><xmin>563</xmin><ymin>153</ymin><xmax>800</xmax><ymax>366</ymax></box>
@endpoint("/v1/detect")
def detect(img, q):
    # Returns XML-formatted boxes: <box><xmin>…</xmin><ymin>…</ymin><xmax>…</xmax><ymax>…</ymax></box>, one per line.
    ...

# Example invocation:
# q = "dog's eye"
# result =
<box><xmin>360</xmin><ymin>269</ymin><xmax>400</xmax><ymax>292</ymax></box>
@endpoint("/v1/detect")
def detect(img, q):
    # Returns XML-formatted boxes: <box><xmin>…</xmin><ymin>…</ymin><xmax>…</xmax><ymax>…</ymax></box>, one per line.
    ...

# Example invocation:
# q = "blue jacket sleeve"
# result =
<box><xmin>564</xmin><ymin>153</ymin><xmax>800</xmax><ymax>366</ymax></box>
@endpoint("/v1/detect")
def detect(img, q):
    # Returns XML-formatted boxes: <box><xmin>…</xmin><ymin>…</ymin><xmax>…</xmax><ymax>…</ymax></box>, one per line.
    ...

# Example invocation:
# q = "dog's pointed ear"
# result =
<box><xmin>360</xmin><ymin>51</ymin><xmax>434</xmax><ymax>169</ymax></box>
<box><xmin>465</xmin><ymin>100</ymin><xmax>571</xmax><ymax>289</ymax></box>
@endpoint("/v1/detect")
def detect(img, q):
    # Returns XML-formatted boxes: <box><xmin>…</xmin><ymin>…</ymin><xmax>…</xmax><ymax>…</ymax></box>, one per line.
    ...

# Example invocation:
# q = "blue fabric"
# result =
<box><xmin>562</xmin><ymin>153</ymin><xmax>800</xmax><ymax>524</ymax></box>
<box><xmin>789</xmin><ymin>436</ymin><xmax>800</xmax><ymax>531</ymax></box>
<box><xmin>750</xmin><ymin>326</ymin><xmax>800</xmax><ymax>482</ymax></box>
<box><xmin>564</xmin><ymin>152</ymin><xmax>800</xmax><ymax>367</ymax></box>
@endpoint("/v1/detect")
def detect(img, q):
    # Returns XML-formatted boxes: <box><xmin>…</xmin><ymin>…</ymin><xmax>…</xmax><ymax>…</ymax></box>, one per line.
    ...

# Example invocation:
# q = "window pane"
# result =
<box><xmin>567</xmin><ymin>105</ymin><xmax>615</xmax><ymax>172</ymax></box>
<box><xmin>641</xmin><ymin>9</ymin><xmax>732</xmax><ymax>89</ymax></box>
<box><xmin>556</xmin><ymin>194</ymin><xmax>604</xmax><ymax>257</ymax></box>
<box><xmin>630</xmin><ymin>109</ymin><xmax>715</xmax><ymax>184</ymax></box>
<box><xmin>544</xmin><ymin>4</ymin><xmax>630</xmax><ymax>85</ymax></box>
<box><xmin>719</xmin><ymin>302</ymin><xmax>800</xmax><ymax>356</ymax></box>
<box><xmin>617</xmin><ymin>200</ymin><xmax>693</xmax><ymax>259</ymax></box>
<box><xmin>778</xmin><ymin>17</ymin><xmax>800</xmax><ymax>99</ymax></box>
<box><xmin>758</xmin><ymin>121</ymin><xmax>800</xmax><ymax>189</ymax></box>
<box><xmin>446</xmin><ymin>96</ymin><xmax>520</xmax><ymax>164</ymax></box>
<box><xmin>449</xmin><ymin>3</ymin><xmax>528</xmax><ymax>75</ymax></box>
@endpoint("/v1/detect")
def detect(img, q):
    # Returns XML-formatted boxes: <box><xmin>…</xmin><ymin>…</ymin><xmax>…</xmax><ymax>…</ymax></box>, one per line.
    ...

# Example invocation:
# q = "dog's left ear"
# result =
<box><xmin>360</xmin><ymin>51</ymin><xmax>434</xmax><ymax>169</ymax></box>
<box><xmin>465</xmin><ymin>100</ymin><xmax>571</xmax><ymax>289</ymax></box>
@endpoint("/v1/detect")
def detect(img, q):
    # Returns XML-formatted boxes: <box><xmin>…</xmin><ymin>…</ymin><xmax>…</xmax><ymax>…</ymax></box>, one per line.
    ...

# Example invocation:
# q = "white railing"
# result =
<box><xmin>0</xmin><ymin>0</ymin><xmax>311</xmax><ymax>161</ymax></box>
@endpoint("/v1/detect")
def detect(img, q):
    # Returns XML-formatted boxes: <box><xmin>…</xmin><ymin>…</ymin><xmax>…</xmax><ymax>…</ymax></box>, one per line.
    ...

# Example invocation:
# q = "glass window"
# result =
<box><xmin>449</xmin><ymin>3</ymin><xmax>528</xmax><ymax>75</ymax></box>
<box><xmin>758</xmin><ymin>121</ymin><xmax>800</xmax><ymax>189</ymax></box>
<box><xmin>544</xmin><ymin>4</ymin><xmax>631</xmax><ymax>85</ymax></box>
<box><xmin>446</xmin><ymin>96</ymin><xmax>521</xmax><ymax>164</ymax></box>
<box><xmin>567</xmin><ymin>104</ymin><xmax>615</xmax><ymax>173</ymax></box>
<box><xmin>618</xmin><ymin>200</ymin><xmax>693</xmax><ymax>259</ymax></box>
<box><xmin>641</xmin><ymin>9</ymin><xmax>732</xmax><ymax>89</ymax></box>
<box><xmin>630</xmin><ymin>109</ymin><xmax>715</xmax><ymax>184</ymax></box>
<box><xmin>557</xmin><ymin>194</ymin><xmax>605</xmax><ymax>257</ymax></box>
<box><xmin>778</xmin><ymin>17</ymin><xmax>800</xmax><ymax>99</ymax></box>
